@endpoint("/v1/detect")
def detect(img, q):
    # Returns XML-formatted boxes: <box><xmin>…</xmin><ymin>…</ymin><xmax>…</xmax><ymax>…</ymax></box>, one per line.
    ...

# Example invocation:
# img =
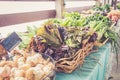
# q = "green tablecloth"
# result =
<box><xmin>56</xmin><ymin>43</ymin><xmax>111</xmax><ymax>80</ymax></box>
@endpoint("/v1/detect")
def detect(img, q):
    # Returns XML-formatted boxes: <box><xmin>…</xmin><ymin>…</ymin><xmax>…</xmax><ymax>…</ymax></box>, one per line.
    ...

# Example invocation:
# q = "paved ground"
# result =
<box><xmin>109</xmin><ymin>20</ymin><xmax>120</xmax><ymax>80</ymax></box>
<box><xmin>109</xmin><ymin>54</ymin><xmax>120</xmax><ymax>80</ymax></box>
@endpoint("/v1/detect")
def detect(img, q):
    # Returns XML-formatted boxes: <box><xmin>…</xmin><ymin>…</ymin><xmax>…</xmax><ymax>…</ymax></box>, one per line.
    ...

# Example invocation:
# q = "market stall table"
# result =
<box><xmin>1</xmin><ymin>17</ymin><xmax>118</xmax><ymax>80</ymax></box>
<box><xmin>56</xmin><ymin>43</ymin><xmax>111</xmax><ymax>80</ymax></box>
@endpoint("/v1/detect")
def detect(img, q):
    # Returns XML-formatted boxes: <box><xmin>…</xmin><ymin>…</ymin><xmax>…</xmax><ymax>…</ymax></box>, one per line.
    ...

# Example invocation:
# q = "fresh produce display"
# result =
<box><xmin>15</xmin><ymin>5</ymin><xmax>120</xmax><ymax>73</ymax></box>
<box><xmin>54</xmin><ymin>12</ymin><xmax>109</xmax><ymax>43</ymax></box>
<box><xmin>53</xmin><ymin>11</ymin><xmax>120</xmax><ymax>54</ymax></box>
<box><xmin>0</xmin><ymin>50</ymin><xmax>55</xmax><ymax>80</ymax></box>
<box><xmin>3</xmin><ymin>4</ymin><xmax>119</xmax><ymax>73</ymax></box>
<box><xmin>27</xmin><ymin>20</ymin><xmax>97</xmax><ymax>61</ymax></box>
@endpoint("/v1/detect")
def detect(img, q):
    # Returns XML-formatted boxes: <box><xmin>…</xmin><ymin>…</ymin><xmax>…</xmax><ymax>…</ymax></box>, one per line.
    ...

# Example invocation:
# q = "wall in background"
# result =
<box><xmin>0</xmin><ymin>1</ymin><xmax>95</xmax><ymax>27</ymax></box>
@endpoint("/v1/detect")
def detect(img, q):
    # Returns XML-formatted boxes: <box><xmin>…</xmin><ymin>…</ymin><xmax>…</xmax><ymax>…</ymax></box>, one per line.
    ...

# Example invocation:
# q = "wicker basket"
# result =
<box><xmin>55</xmin><ymin>38</ymin><xmax>95</xmax><ymax>73</ymax></box>
<box><xmin>27</xmin><ymin>36</ymin><xmax>99</xmax><ymax>73</ymax></box>
<box><xmin>55</xmin><ymin>37</ymin><xmax>109</xmax><ymax>73</ymax></box>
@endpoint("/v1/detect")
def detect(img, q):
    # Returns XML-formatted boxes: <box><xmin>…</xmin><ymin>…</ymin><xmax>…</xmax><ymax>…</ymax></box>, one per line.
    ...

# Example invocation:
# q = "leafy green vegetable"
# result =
<box><xmin>87</xmin><ymin>13</ymin><xmax>111</xmax><ymax>41</ymax></box>
<box><xmin>18</xmin><ymin>26</ymin><xmax>37</xmax><ymax>49</ymax></box>
<box><xmin>92</xmin><ymin>4</ymin><xmax>111</xmax><ymax>13</ymax></box>
<box><xmin>19</xmin><ymin>9</ymin><xmax>119</xmax><ymax>66</ymax></box>
<box><xmin>104</xmin><ymin>29</ymin><xmax>120</xmax><ymax>68</ymax></box>
<box><xmin>104</xmin><ymin>29</ymin><xmax>120</xmax><ymax>53</ymax></box>
<box><xmin>37</xmin><ymin>20</ymin><xmax>63</xmax><ymax>47</ymax></box>
<box><xmin>64</xmin><ymin>27</ymin><xmax>84</xmax><ymax>47</ymax></box>
<box><xmin>53</xmin><ymin>12</ymin><xmax>87</xmax><ymax>27</ymax></box>
<box><xmin>64</xmin><ymin>12</ymin><xmax>81</xmax><ymax>20</ymax></box>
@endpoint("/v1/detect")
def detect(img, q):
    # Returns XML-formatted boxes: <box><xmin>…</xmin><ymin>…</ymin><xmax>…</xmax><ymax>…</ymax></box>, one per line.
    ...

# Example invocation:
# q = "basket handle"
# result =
<box><xmin>94</xmin><ymin>38</ymin><xmax>109</xmax><ymax>47</ymax></box>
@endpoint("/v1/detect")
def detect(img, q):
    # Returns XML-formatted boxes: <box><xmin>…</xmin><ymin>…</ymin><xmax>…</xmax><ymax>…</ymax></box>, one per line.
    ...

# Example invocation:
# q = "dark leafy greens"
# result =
<box><xmin>92</xmin><ymin>4</ymin><xmax>111</xmax><ymax>13</ymax></box>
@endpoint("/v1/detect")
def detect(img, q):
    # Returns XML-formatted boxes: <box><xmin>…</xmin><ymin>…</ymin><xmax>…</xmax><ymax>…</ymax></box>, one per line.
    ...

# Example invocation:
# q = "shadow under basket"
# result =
<box><xmin>55</xmin><ymin>38</ymin><xmax>95</xmax><ymax>73</ymax></box>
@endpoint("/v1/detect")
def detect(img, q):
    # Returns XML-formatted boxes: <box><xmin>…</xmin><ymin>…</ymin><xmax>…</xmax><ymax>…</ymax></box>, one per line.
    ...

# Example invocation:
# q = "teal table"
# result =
<box><xmin>56</xmin><ymin>43</ymin><xmax>111</xmax><ymax>80</ymax></box>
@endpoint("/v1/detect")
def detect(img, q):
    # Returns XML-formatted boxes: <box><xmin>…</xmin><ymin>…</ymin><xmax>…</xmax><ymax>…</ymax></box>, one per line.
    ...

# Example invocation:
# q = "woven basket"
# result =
<box><xmin>27</xmin><ymin>36</ymin><xmax>99</xmax><ymax>73</ymax></box>
<box><xmin>55</xmin><ymin>38</ymin><xmax>95</xmax><ymax>73</ymax></box>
